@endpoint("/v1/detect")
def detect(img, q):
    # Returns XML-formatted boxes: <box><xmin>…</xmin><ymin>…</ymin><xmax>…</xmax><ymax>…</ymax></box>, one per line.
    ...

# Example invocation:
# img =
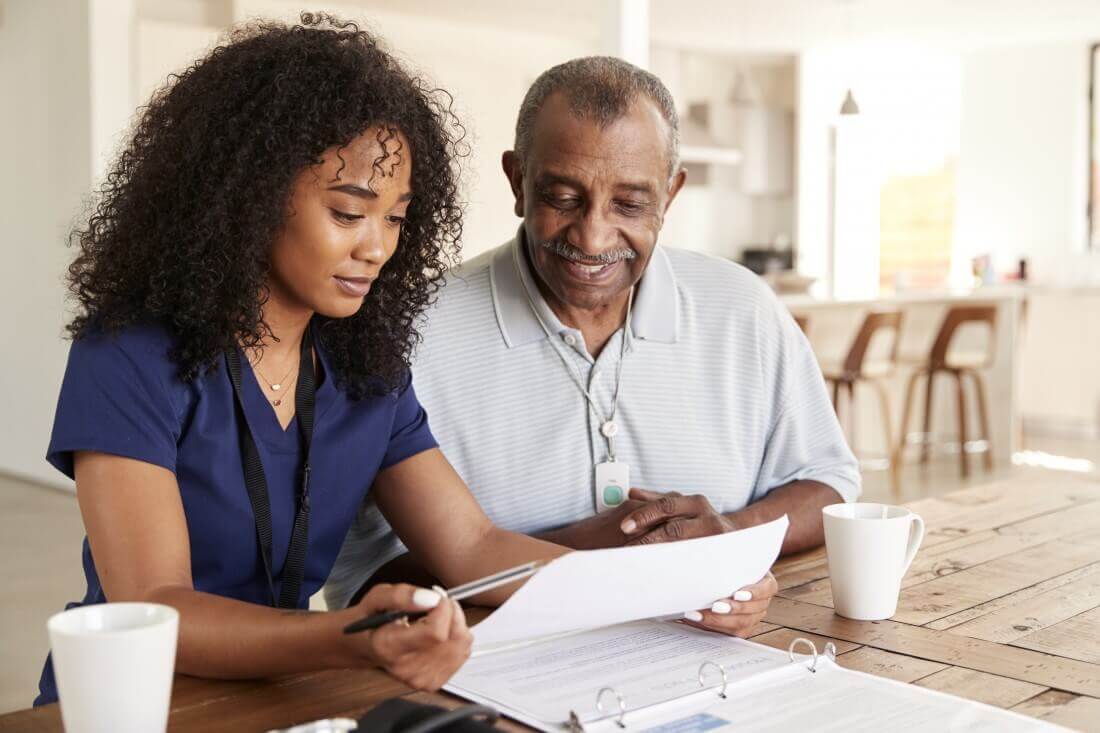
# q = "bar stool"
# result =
<box><xmin>819</xmin><ymin>310</ymin><xmax>904</xmax><ymax>492</ymax></box>
<box><xmin>895</xmin><ymin>305</ymin><xmax>997</xmax><ymax>478</ymax></box>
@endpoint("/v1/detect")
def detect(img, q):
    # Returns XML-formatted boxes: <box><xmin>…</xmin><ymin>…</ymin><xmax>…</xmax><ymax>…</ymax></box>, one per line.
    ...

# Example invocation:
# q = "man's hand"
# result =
<box><xmin>620</xmin><ymin>489</ymin><xmax>736</xmax><ymax>545</ymax></box>
<box><xmin>681</xmin><ymin>573</ymin><xmax>778</xmax><ymax>638</ymax></box>
<box><xmin>538</xmin><ymin>499</ymin><xmax>648</xmax><ymax>551</ymax></box>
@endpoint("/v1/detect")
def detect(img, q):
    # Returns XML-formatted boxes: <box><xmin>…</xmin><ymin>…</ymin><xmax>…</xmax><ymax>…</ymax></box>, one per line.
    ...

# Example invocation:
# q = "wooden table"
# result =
<box><xmin>763</xmin><ymin>472</ymin><xmax>1100</xmax><ymax>732</ymax></box>
<box><xmin>3</xmin><ymin>474</ymin><xmax>1099</xmax><ymax>732</ymax></box>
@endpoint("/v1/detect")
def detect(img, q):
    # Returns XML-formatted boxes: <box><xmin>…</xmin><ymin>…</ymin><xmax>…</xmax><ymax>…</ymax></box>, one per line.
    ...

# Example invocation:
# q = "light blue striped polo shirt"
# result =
<box><xmin>324</xmin><ymin>234</ymin><xmax>860</xmax><ymax>609</ymax></box>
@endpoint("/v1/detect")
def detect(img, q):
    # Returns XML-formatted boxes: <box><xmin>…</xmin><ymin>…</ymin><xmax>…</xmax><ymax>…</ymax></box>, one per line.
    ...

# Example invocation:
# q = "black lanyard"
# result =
<box><xmin>225</xmin><ymin>327</ymin><xmax>315</xmax><ymax>609</ymax></box>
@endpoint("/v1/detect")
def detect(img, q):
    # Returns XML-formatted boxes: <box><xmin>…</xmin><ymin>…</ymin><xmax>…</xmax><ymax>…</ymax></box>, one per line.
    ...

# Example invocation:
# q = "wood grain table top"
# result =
<box><xmin>3</xmin><ymin>472</ymin><xmax>1098</xmax><ymax>732</ymax></box>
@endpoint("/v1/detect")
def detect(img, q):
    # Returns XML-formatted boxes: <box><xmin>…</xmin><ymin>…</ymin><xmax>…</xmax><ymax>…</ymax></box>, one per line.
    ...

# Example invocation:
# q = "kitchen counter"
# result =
<box><xmin>779</xmin><ymin>282</ymin><xmax>1100</xmax><ymax>309</ymax></box>
<box><xmin>783</xmin><ymin>290</ymin><xmax>1022</xmax><ymax>467</ymax></box>
<box><xmin>784</xmin><ymin>285</ymin><xmax>1100</xmax><ymax>468</ymax></box>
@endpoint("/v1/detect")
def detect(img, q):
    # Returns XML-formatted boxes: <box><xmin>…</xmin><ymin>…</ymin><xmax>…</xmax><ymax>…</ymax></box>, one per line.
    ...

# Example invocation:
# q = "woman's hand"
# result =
<box><xmin>343</xmin><ymin>583</ymin><xmax>472</xmax><ymax>690</ymax></box>
<box><xmin>681</xmin><ymin>572</ymin><xmax>777</xmax><ymax>638</ymax></box>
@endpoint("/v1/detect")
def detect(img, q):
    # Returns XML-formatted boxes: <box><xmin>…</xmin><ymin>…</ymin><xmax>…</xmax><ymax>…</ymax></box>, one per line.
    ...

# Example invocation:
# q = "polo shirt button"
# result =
<box><xmin>563</xmin><ymin>334</ymin><xmax>577</xmax><ymax>346</ymax></box>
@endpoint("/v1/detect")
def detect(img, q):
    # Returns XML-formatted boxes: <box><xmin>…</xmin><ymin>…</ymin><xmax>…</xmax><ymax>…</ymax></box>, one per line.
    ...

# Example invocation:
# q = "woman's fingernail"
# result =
<box><xmin>684</xmin><ymin>610</ymin><xmax>704</xmax><ymax>622</ymax></box>
<box><xmin>734</xmin><ymin>590</ymin><xmax>753</xmax><ymax>602</ymax></box>
<box><xmin>412</xmin><ymin>588</ymin><xmax>442</xmax><ymax>608</ymax></box>
<box><xmin>711</xmin><ymin>601</ymin><xmax>732</xmax><ymax>614</ymax></box>
<box><xmin>621</xmin><ymin>519</ymin><xmax>637</xmax><ymax>534</ymax></box>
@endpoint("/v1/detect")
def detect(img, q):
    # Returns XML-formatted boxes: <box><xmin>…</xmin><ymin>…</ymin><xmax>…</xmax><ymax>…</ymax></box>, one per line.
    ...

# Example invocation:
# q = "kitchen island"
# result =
<box><xmin>781</xmin><ymin>284</ymin><xmax>1100</xmax><ymax>473</ymax></box>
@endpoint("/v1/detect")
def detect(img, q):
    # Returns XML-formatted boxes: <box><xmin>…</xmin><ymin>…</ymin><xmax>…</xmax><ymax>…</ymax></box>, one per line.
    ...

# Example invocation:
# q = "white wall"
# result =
<box><xmin>89</xmin><ymin>0</ymin><xmax>138</xmax><ymax>184</ymax></box>
<box><xmin>0</xmin><ymin>0</ymin><xmax>94</xmax><ymax>489</ymax></box>
<box><xmin>955</xmin><ymin>42</ymin><xmax>1100</xmax><ymax>285</ymax></box>
<box><xmin>137</xmin><ymin>19</ymin><xmax>223</xmax><ymax>106</ymax></box>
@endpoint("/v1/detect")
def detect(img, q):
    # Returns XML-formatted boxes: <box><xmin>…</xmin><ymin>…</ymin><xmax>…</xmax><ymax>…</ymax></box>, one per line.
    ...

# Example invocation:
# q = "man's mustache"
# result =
<box><xmin>538</xmin><ymin>238</ymin><xmax>637</xmax><ymax>266</ymax></box>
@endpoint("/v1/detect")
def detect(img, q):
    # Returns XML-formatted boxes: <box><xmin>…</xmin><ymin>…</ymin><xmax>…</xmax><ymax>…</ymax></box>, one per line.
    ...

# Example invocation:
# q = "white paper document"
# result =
<box><xmin>451</xmin><ymin>621</ymin><xmax>788</xmax><ymax>728</ymax></box>
<box><xmin>447</xmin><ymin>513</ymin><xmax>1071</xmax><ymax>732</ymax></box>
<box><xmin>628</xmin><ymin>657</ymin><xmax>1072</xmax><ymax>733</ymax></box>
<box><xmin>471</xmin><ymin>515</ymin><xmax>789</xmax><ymax>649</ymax></box>
<box><xmin>449</xmin><ymin>622</ymin><xmax>1071</xmax><ymax>732</ymax></box>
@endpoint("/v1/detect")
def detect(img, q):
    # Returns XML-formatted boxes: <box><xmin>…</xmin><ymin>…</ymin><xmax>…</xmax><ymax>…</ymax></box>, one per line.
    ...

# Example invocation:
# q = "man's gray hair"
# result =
<box><xmin>514</xmin><ymin>56</ymin><xmax>680</xmax><ymax>176</ymax></box>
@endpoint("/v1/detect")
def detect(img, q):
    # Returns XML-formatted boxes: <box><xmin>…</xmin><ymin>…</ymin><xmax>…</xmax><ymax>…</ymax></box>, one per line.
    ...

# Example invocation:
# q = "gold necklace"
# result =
<box><xmin>249</xmin><ymin>349</ymin><xmax>299</xmax><ymax>407</ymax></box>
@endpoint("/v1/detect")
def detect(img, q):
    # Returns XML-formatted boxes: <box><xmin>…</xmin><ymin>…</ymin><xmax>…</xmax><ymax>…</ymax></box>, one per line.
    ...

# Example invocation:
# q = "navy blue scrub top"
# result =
<box><xmin>35</xmin><ymin>323</ymin><xmax>437</xmax><ymax>706</ymax></box>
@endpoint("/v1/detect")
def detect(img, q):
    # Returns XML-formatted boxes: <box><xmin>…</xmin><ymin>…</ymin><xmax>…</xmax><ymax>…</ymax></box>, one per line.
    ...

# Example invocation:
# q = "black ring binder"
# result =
<box><xmin>566</xmin><ymin>638</ymin><xmax>836</xmax><ymax>730</ymax></box>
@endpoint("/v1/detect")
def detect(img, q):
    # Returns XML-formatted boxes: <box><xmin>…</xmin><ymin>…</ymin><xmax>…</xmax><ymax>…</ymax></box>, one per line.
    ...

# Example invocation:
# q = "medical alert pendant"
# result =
<box><xmin>594</xmin><ymin>461</ymin><xmax>630</xmax><ymax>513</ymax></box>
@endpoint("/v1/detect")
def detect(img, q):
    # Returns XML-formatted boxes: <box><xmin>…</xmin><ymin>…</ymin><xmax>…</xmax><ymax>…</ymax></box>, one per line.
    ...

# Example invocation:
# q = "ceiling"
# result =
<box><xmin>650</xmin><ymin>0</ymin><xmax>1100</xmax><ymax>52</ymax></box>
<box><xmin>150</xmin><ymin>1</ymin><xmax>1100</xmax><ymax>54</ymax></box>
<box><xmin>313</xmin><ymin>0</ymin><xmax>1100</xmax><ymax>53</ymax></box>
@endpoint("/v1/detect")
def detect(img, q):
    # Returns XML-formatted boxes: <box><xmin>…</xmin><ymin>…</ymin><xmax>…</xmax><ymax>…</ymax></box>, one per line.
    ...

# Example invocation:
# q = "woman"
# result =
<box><xmin>35</xmin><ymin>13</ymin><xmax>566</xmax><ymax>705</ymax></box>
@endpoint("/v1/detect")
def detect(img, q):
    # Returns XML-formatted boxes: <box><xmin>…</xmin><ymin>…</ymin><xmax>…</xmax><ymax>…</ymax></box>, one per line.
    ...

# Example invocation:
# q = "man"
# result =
<box><xmin>326</xmin><ymin>57</ymin><xmax>860</xmax><ymax>635</ymax></box>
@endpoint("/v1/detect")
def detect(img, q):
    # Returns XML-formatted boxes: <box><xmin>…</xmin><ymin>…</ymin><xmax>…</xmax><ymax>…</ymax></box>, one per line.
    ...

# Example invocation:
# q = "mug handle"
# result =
<box><xmin>900</xmin><ymin>512</ymin><xmax>925</xmax><ymax>576</ymax></box>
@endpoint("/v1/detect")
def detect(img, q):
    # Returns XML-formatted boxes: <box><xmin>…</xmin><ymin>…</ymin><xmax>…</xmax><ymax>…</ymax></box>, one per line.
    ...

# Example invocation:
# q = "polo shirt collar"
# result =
<box><xmin>489</xmin><ymin>228</ymin><xmax>679</xmax><ymax>349</ymax></box>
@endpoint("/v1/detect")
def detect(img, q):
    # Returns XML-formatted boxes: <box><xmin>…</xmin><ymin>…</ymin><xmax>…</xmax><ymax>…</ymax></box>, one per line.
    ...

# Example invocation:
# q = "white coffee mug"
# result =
<box><xmin>822</xmin><ymin>503</ymin><xmax>925</xmax><ymax>620</ymax></box>
<box><xmin>48</xmin><ymin>602</ymin><xmax>179</xmax><ymax>733</ymax></box>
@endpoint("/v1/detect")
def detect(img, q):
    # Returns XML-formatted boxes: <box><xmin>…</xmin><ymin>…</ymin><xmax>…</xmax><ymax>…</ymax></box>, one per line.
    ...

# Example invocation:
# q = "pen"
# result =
<box><xmin>342</xmin><ymin>560</ymin><xmax>545</xmax><ymax>634</ymax></box>
<box><xmin>265</xmin><ymin>718</ymin><xmax>358</xmax><ymax>733</ymax></box>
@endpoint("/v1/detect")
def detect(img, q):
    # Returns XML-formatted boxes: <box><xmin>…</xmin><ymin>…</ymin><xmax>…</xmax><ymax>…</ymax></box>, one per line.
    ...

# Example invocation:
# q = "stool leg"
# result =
<box><xmin>846</xmin><ymin>381</ymin><xmax>857</xmax><ymax>452</ymax></box>
<box><xmin>954</xmin><ymin>370</ymin><xmax>969</xmax><ymax>478</ymax></box>
<box><xmin>921</xmin><ymin>370</ymin><xmax>936</xmax><ymax>465</ymax></box>
<box><xmin>896</xmin><ymin>369</ymin><xmax>923</xmax><ymax>475</ymax></box>
<box><xmin>871</xmin><ymin>378</ymin><xmax>898</xmax><ymax>495</ymax></box>
<box><xmin>969</xmin><ymin>370</ymin><xmax>994</xmax><ymax>471</ymax></box>
<box><xmin>829</xmin><ymin>379</ymin><xmax>852</xmax><ymax>450</ymax></box>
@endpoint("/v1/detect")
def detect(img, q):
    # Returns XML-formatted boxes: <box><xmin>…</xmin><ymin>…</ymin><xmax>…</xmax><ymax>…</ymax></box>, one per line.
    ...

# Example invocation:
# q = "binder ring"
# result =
<box><xmin>697</xmin><ymin>660</ymin><xmax>729</xmax><ymax>699</ymax></box>
<box><xmin>824</xmin><ymin>642</ymin><xmax>837</xmax><ymax>662</ymax></box>
<box><xmin>787</xmin><ymin>637</ymin><xmax>820</xmax><ymax>673</ymax></box>
<box><xmin>596</xmin><ymin>686</ymin><xmax>627</xmax><ymax>728</ymax></box>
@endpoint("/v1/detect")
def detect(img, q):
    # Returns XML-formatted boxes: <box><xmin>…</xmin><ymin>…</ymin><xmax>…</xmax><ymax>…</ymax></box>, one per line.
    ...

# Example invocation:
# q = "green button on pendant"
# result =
<box><xmin>603</xmin><ymin>485</ymin><xmax>624</xmax><ymax>505</ymax></box>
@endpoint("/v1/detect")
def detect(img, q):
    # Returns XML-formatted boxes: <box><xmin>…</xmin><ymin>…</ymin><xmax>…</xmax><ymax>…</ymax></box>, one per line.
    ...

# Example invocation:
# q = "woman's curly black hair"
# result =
<box><xmin>67</xmin><ymin>12</ymin><xmax>465</xmax><ymax>397</ymax></box>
